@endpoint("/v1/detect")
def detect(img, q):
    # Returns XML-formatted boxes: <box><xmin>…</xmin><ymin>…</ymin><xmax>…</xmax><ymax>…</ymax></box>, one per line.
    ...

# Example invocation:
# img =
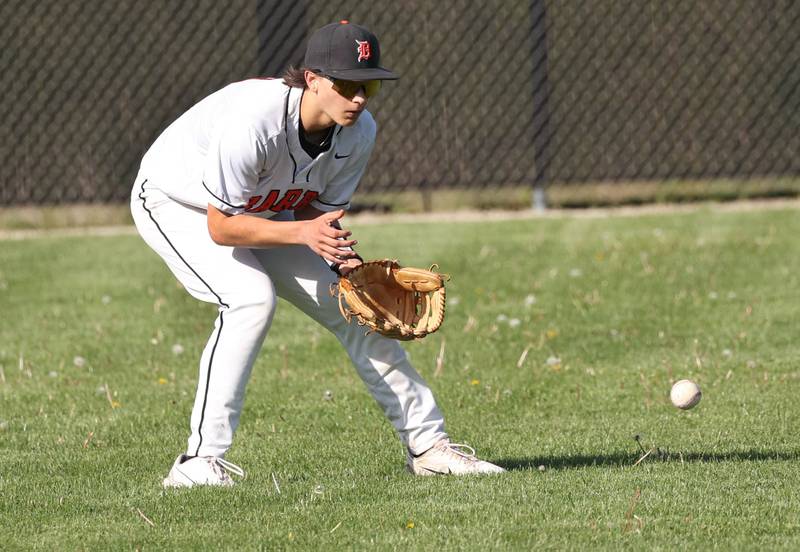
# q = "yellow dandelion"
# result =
<box><xmin>111</xmin><ymin>401</ymin><xmax>121</xmax><ymax>409</ymax></box>
<box><xmin>158</xmin><ymin>377</ymin><xmax>168</xmax><ymax>385</ymax></box>
<box><xmin>406</xmin><ymin>521</ymin><xmax>415</xmax><ymax>529</ymax></box>
<box><xmin>470</xmin><ymin>379</ymin><xmax>480</xmax><ymax>386</ymax></box>
<box><xmin>546</xmin><ymin>329</ymin><xmax>559</xmax><ymax>339</ymax></box>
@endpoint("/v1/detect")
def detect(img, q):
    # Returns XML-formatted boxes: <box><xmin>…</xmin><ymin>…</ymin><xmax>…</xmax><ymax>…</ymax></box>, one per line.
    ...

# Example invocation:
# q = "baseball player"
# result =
<box><xmin>130</xmin><ymin>21</ymin><xmax>504</xmax><ymax>487</ymax></box>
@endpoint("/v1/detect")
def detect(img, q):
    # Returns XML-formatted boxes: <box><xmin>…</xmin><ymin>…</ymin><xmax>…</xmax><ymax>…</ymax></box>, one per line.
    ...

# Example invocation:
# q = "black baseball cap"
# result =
<box><xmin>304</xmin><ymin>20</ymin><xmax>399</xmax><ymax>81</ymax></box>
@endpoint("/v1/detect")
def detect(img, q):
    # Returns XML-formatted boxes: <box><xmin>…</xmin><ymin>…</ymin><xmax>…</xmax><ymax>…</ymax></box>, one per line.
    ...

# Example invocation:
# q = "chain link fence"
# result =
<box><xmin>2</xmin><ymin>1</ymin><xmax>799</xmax><ymax>207</ymax></box>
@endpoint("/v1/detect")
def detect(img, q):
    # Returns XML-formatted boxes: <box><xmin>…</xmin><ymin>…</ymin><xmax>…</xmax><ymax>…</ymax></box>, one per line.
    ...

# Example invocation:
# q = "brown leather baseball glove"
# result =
<box><xmin>332</xmin><ymin>259</ymin><xmax>448</xmax><ymax>340</ymax></box>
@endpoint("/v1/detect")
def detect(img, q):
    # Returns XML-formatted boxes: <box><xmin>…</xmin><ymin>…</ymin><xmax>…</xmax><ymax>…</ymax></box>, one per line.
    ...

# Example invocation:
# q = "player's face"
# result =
<box><xmin>315</xmin><ymin>75</ymin><xmax>373</xmax><ymax>127</ymax></box>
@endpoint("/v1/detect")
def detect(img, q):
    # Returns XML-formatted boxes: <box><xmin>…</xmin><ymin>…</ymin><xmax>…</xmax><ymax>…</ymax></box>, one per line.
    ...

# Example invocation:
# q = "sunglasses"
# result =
<box><xmin>323</xmin><ymin>75</ymin><xmax>381</xmax><ymax>99</ymax></box>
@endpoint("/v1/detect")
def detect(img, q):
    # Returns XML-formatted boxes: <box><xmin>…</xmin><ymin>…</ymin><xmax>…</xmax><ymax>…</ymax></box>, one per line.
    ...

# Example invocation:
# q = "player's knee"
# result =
<box><xmin>227</xmin><ymin>286</ymin><xmax>277</xmax><ymax>330</ymax></box>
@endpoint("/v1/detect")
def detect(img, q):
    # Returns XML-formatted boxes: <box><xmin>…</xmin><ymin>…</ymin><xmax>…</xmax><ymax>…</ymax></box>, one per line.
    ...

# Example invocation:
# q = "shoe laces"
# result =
<box><xmin>206</xmin><ymin>457</ymin><xmax>245</xmax><ymax>481</ymax></box>
<box><xmin>435</xmin><ymin>440</ymin><xmax>478</xmax><ymax>464</ymax></box>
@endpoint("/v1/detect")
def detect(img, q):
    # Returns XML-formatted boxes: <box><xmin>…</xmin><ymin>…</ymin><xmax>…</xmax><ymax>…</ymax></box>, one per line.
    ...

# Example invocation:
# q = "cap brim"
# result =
<box><xmin>324</xmin><ymin>67</ymin><xmax>399</xmax><ymax>81</ymax></box>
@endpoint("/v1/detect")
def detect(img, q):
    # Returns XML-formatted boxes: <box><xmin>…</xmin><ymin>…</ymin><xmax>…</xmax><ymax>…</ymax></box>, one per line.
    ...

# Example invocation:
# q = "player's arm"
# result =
<box><xmin>293</xmin><ymin>204</ymin><xmax>327</xmax><ymax>221</ymax></box>
<box><xmin>206</xmin><ymin>204</ymin><xmax>358</xmax><ymax>263</ymax></box>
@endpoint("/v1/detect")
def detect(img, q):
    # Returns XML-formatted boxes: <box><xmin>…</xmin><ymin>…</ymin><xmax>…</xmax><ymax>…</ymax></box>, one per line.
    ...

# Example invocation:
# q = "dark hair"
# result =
<box><xmin>282</xmin><ymin>66</ymin><xmax>313</xmax><ymax>88</ymax></box>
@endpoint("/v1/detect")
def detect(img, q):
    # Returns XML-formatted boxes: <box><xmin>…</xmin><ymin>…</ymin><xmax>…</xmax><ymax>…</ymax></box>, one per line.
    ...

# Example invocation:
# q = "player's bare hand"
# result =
<box><xmin>336</xmin><ymin>257</ymin><xmax>363</xmax><ymax>276</ymax></box>
<box><xmin>300</xmin><ymin>209</ymin><xmax>358</xmax><ymax>263</ymax></box>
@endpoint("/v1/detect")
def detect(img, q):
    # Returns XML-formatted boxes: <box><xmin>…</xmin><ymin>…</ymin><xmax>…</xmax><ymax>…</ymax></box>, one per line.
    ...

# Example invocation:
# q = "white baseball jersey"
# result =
<box><xmin>140</xmin><ymin>78</ymin><xmax>376</xmax><ymax>216</ymax></box>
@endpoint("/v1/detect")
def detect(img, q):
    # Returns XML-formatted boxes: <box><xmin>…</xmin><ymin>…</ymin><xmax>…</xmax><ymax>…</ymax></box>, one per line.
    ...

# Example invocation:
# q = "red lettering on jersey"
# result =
<box><xmin>245</xmin><ymin>190</ymin><xmax>279</xmax><ymax>213</ymax></box>
<box><xmin>270</xmin><ymin>188</ymin><xmax>304</xmax><ymax>212</ymax></box>
<box><xmin>292</xmin><ymin>190</ymin><xmax>319</xmax><ymax>211</ymax></box>
<box><xmin>245</xmin><ymin>196</ymin><xmax>262</xmax><ymax>210</ymax></box>
<box><xmin>356</xmin><ymin>40</ymin><xmax>371</xmax><ymax>62</ymax></box>
<box><xmin>245</xmin><ymin>189</ymin><xmax>319</xmax><ymax>213</ymax></box>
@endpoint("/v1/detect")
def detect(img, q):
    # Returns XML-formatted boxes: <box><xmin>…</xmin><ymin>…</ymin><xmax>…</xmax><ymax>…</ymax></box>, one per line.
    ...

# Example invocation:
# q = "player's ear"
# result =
<box><xmin>305</xmin><ymin>71</ymin><xmax>320</xmax><ymax>93</ymax></box>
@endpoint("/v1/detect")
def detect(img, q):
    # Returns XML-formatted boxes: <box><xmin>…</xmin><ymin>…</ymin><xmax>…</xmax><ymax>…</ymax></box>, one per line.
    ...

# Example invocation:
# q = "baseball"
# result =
<box><xmin>670</xmin><ymin>379</ymin><xmax>702</xmax><ymax>410</ymax></box>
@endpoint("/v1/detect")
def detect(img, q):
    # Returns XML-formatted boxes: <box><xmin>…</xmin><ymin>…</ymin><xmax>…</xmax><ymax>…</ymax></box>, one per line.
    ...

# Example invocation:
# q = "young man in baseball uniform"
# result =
<box><xmin>130</xmin><ymin>21</ymin><xmax>504</xmax><ymax>487</ymax></box>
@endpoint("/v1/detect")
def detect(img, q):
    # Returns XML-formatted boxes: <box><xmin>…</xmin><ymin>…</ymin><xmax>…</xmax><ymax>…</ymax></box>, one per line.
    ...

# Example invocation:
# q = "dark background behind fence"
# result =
<box><xmin>2</xmin><ymin>1</ymin><xmax>799</xmax><ymax>206</ymax></box>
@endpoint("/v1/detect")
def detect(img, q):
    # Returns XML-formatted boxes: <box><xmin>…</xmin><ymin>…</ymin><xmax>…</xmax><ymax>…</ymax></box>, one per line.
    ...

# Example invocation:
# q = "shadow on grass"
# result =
<box><xmin>497</xmin><ymin>449</ymin><xmax>800</xmax><ymax>471</ymax></box>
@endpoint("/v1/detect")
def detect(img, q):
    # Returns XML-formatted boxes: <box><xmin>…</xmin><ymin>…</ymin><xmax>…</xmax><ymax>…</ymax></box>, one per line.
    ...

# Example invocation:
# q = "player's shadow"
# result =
<box><xmin>496</xmin><ymin>449</ymin><xmax>800</xmax><ymax>471</ymax></box>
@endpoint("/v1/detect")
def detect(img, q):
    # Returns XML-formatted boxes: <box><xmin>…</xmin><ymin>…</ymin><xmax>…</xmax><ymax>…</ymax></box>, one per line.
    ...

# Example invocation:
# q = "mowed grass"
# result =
<box><xmin>1</xmin><ymin>205</ymin><xmax>799</xmax><ymax>550</ymax></box>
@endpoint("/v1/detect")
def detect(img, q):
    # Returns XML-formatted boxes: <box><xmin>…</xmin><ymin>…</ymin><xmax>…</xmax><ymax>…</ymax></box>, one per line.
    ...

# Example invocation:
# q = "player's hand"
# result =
<box><xmin>336</xmin><ymin>257</ymin><xmax>363</xmax><ymax>276</ymax></box>
<box><xmin>299</xmin><ymin>210</ymin><xmax>358</xmax><ymax>263</ymax></box>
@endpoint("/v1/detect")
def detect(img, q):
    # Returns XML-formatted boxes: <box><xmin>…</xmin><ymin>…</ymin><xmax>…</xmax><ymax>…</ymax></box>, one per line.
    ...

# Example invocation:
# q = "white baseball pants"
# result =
<box><xmin>130</xmin><ymin>178</ymin><xmax>447</xmax><ymax>458</ymax></box>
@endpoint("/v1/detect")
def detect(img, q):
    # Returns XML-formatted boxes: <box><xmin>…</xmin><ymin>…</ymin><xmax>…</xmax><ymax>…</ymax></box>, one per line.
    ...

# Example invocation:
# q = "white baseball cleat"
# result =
<box><xmin>162</xmin><ymin>454</ymin><xmax>245</xmax><ymax>488</ymax></box>
<box><xmin>407</xmin><ymin>439</ymin><xmax>506</xmax><ymax>475</ymax></box>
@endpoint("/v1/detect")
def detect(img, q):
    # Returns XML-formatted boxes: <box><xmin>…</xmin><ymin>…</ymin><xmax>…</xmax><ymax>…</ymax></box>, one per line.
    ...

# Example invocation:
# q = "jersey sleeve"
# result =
<box><xmin>312</xmin><ymin>120</ymin><xmax>377</xmax><ymax>212</ymax></box>
<box><xmin>202</xmin><ymin>121</ymin><xmax>267</xmax><ymax>214</ymax></box>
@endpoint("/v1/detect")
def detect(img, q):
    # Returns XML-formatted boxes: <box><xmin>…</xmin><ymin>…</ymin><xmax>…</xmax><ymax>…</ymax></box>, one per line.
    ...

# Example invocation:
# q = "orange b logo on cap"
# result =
<box><xmin>355</xmin><ymin>39</ymin><xmax>371</xmax><ymax>62</ymax></box>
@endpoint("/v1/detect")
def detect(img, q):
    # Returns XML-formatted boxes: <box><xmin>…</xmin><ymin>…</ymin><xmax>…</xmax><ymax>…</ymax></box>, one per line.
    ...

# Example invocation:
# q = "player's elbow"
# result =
<box><xmin>208</xmin><ymin>221</ymin><xmax>239</xmax><ymax>246</ymax></box>
<box><xmin>206</xmin><ymin>205</ymin><xmax>234</xmax><ymax>246</ymax></box>
<box><xmin>207</xmin><ymin>224</ymin><xmax>228</xmax><ymax>246</ymax></box>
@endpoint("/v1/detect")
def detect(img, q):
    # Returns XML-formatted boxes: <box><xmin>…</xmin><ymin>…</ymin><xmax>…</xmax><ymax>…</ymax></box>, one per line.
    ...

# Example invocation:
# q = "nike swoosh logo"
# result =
<box><xmin>334</xmin><ymin>153</ymin><xmax>351</xmax><ymax>159</ymax></box>
<box><xmin>420</xmin><ymin>466</ymin><xmax>451</xmax><ymax>475</ymax></box>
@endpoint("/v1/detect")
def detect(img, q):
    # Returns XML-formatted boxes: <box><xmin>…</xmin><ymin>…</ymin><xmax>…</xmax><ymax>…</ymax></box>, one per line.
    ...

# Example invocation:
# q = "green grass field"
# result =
<box><xmin>2</xmin><ymin>205</ymin><xmax>799</xmax><ymax>550</ymax></box>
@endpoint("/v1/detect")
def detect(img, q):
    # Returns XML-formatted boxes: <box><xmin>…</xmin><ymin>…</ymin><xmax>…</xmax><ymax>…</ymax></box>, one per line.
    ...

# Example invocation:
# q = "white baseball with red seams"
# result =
<box><xmin>670</xmin><ymin>379</ymin><xmax>702</xmax><ymax>410</ymax></box>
